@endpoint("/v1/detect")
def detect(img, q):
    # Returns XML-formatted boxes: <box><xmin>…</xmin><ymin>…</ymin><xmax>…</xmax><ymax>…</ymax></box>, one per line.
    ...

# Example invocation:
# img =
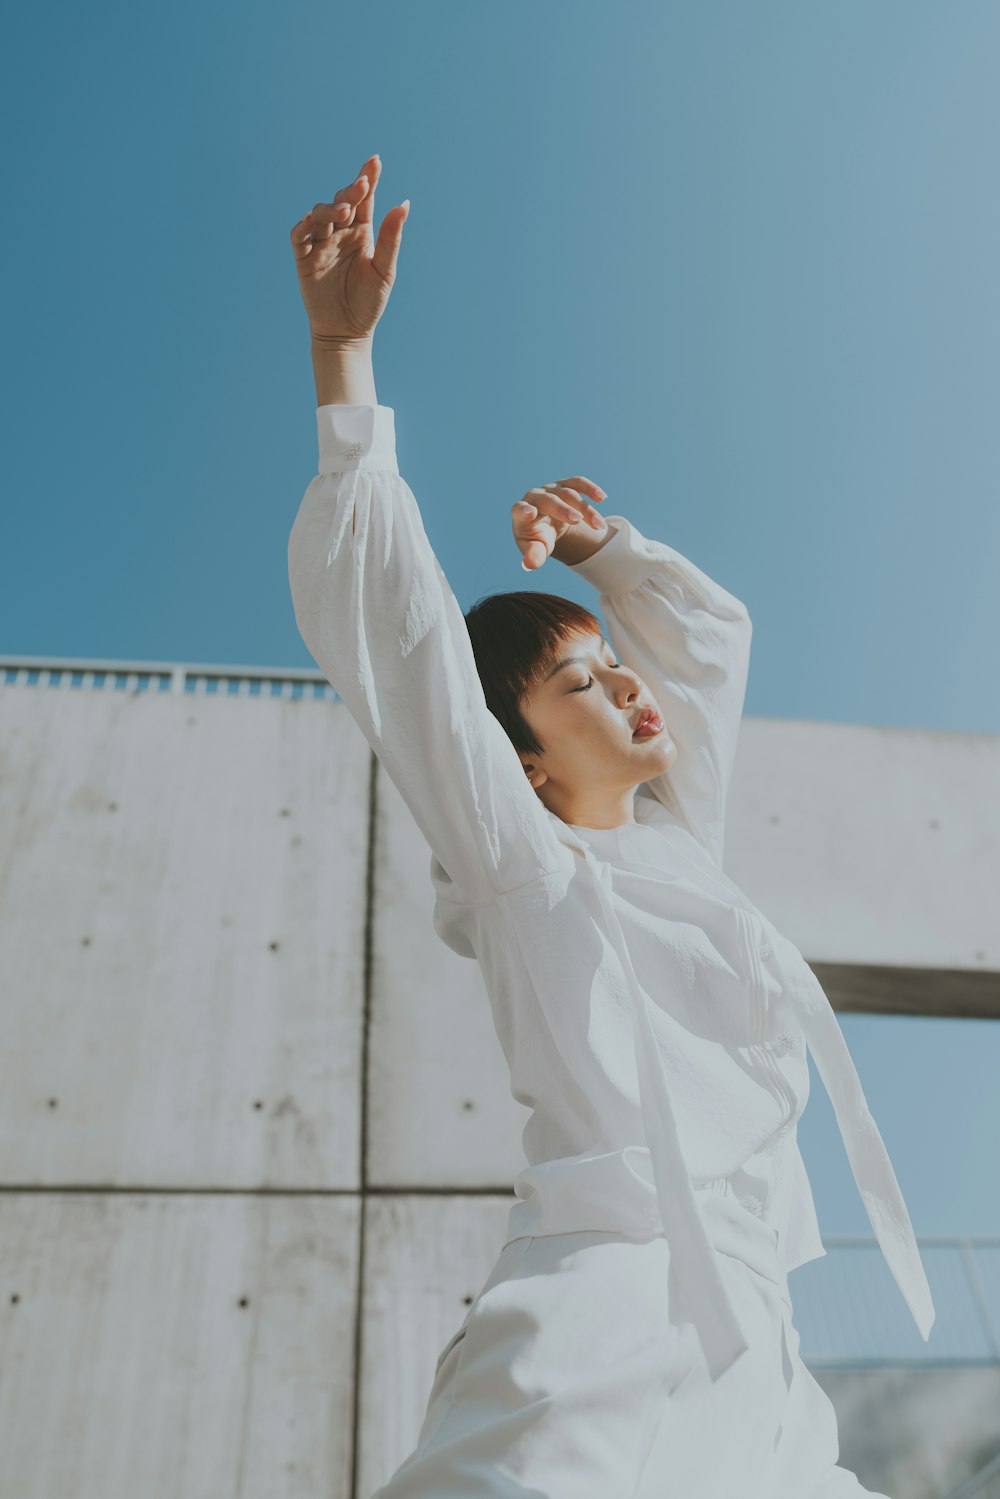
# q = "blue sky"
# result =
<box><xmin>3</xmin><ymin>1</ymin><xmax>998</xmax><ymax>1239</ymax></box>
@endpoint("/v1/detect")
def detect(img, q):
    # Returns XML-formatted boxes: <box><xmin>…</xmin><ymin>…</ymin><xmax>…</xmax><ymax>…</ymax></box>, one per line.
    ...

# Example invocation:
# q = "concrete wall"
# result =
<box><xmin>1</xmin><ymin>676</ymin><xmax>998</xmax><ymax>1497</ymax></box>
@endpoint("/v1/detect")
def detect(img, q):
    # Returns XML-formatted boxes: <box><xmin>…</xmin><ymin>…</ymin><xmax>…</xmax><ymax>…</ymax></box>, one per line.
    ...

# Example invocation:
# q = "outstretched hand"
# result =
<box><xmin>511</xmin><ymin>478</ymin><xmax>610</xmax><ymax>571</ymax></box>
<box><xmin>290</xmin><ymin>154</ymin><xmax>409</xmax><ymax>341</ymax></box>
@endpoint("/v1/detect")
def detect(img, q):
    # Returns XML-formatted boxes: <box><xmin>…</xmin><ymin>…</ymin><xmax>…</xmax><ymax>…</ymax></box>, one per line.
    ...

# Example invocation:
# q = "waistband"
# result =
<box><xmin>506</xmin><ymin>1186</ymin><xmax>792</xmax><ymax>1310</ymax></box>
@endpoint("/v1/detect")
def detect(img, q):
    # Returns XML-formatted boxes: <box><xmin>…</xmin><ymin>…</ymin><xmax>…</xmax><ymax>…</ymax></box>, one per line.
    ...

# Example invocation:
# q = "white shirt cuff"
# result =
<box><xmin>316</xmin><ymin>403</ymin><xmax>399</xmax><ymax>475</ymax></box>
<box><xmin>561</xmin><ymin>515</ymin><xmax>660</xmax><ymax>596</ymax></box>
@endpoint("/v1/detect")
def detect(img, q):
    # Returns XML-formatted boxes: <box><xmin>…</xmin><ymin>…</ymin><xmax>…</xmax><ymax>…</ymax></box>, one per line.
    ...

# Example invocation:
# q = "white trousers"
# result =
<box><xmin>374</xmin><ymin>1189</ymin><xmax>891</xmax><ymax>1499</ymax></box>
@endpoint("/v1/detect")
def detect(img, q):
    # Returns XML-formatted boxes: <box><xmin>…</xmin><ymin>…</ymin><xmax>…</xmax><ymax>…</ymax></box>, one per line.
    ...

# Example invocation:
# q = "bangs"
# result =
<box><xmin>463</xmin><ymin>590</ymin><xmax>602</xmax><ymax>759</ymax></box>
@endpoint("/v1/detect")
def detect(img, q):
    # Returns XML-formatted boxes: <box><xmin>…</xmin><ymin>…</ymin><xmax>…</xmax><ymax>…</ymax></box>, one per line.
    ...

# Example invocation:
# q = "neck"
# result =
<box><xmin>538</xmin><ymin>786</ymin><xmax>638</xmax><ymax>831</ymax></box>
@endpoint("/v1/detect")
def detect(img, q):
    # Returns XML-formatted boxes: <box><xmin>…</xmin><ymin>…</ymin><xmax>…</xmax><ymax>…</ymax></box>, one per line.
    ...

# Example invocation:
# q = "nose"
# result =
<box><xmin>616</xmin><ymin>669</ymin><xmax>642</xmax><ymax>706</ymax></box>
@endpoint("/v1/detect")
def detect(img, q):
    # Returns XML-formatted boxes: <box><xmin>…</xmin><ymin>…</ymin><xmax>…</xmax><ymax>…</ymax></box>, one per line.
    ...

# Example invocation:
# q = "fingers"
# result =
<box><xmin>521</xmin><ymin>538</ymin><xmax>549</xmax><ymax>571</ymax></box>
<box><xmin>289</xmin><ymin>200</ymin><xmax>351</xmax><ymax>258</ymax></box>
<box><xmin>372</xmin><ymin>199</ymin><xmax>409</xmax><ymax>284</ymax></box>
<box><xmin>351</xmin><ymin>153</ymin><xmax>381</xmax><ymax>228</ymax></box>
<box><xmin>536</xmin><ymin>482</ymin><xmax>607</xmax><ymax>529</ymax></box>
<box><xmin>290</xmin><ymin>213</ymin><xmax>316</xmax><ymax>261</ymax></box>
<box><xmin>326</xmin><ymin>154</ymin><xmax>378</xmax><ymax>233</ymax></box>
<box><xmin>508</xmin><ymin>503</ymin><xmax>565</xmax><ymax>572</ymax></box>
<box><xmin>291</xmin><ymin>155</ymin><xmax>403</xmax><ymax>269</ymax></box>
<box><xmin>303</xmin><ymin>168</ymin><xmax>372</xmax><ymax>246</ymax></box>
<box><xmin>515</xmin><ymin>511</ymin><xmax>552</xmax><ymax>571</ymax></box>
<box><xmin>554</xmin><ymin>476</ymin><xmax>607</xmax><ymax>503</ymax></box>
<box><xmin>311</xmin><ymin>187</ymin><xmax>363</xmax><ymax>239</ymax></box>
<box><xmin>510</xmin><ymin>477</ymin><xmax>608</xmax><ymax>570</ymax></box>
<box><xmin>341</xmin><ymin>153</ymin><xmax>408</xmax><ymax>284</ymax></box>
<box><xmin>510</xmin><ymin>501</ymin><xmax>550</xmax><ymax>570</ymax></box>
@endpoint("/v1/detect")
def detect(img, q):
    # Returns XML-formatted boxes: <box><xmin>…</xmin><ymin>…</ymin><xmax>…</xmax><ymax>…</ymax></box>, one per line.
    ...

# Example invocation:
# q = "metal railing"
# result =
<box><xmin>793</xmin><ymin>1234</ymin><xmax>1000</xmax><ymax>1369</ymax></box>
<box><xmin>0</xmin><ymin>653</ymin><xmax>340</xmax><ymax>701</ymax></box>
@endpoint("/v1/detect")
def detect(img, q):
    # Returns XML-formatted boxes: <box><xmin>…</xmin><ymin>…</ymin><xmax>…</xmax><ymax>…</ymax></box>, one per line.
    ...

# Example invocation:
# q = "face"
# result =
<box><xmin>517</xmin><ymin>628</ymin><xmax>678</xmax><ymax>828</ymax></box>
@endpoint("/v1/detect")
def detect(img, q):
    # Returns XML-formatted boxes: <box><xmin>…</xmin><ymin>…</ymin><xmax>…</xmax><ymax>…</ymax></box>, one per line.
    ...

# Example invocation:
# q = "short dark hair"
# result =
<box><xmin>463</xmin><ymin>590</ymin><xmax>602</xmax><ymax>759</ymax></box>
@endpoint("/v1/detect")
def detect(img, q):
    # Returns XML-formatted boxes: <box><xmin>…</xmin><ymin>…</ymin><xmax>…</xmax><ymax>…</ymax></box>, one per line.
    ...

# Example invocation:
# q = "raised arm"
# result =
<box><xmin>287</xmin><ymin>158</ymin><xmax>568</xmax><ymax>906</ymax></box>
<box><xmin>561</xmin><ymin>516</ymin><xmax>753</xmax><ymax>867</ymax></box>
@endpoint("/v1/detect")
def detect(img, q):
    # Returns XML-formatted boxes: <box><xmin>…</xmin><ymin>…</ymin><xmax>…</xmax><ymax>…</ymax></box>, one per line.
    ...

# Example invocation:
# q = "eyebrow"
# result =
<box><xmin>543</xmin><ymin>635</ymin><xmax>613</xmax><ymax>683</ymax></box>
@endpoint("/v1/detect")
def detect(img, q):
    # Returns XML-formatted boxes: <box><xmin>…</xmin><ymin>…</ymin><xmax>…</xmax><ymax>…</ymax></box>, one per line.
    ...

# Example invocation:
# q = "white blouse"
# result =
<box><xmin>287</xmin><ymin>402</ymin><xmax>935</xmax><ymax>1383</ymax></box>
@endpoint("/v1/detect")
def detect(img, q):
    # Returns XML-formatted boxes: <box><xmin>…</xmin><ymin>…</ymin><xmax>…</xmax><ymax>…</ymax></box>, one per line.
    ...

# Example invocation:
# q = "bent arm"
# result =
<box><xmin>563</xmin><ymin>515</ymin><xmax>752</xmax><ymax>867</ymax></box>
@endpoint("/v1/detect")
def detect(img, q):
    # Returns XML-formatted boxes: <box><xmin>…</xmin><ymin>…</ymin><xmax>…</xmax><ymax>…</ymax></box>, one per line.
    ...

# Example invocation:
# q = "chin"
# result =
<box><xmin>632</xmin><ymin>731</ymin><xmax>677</xmax><ymax>763</ymax></box>
<box><xmin>648</xmin><ymin>735</ymin><xmax>678</xmax><ymax>768</ymax></box>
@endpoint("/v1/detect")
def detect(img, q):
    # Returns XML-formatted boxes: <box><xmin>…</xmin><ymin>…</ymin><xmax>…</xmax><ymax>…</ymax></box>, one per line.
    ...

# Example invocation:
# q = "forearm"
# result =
<box><xmin>311</xmin><ymin>334</ymin><xmax>378</xmax><ymax>406</ymax></box>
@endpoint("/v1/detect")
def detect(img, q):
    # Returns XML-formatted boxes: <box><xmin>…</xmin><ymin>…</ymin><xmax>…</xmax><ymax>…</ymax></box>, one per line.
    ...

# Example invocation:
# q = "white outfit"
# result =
<box><xmin>288</xmin><ymin>404</ymin><xmax>935</xmax><ymax>1497</ymax></box>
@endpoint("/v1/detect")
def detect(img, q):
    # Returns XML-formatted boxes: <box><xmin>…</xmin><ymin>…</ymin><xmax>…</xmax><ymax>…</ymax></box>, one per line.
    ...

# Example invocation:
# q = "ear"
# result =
<box><xmin>518</xmin><ymin>753</ymin><xmax>548</xmax><ymax>790</ymax></box>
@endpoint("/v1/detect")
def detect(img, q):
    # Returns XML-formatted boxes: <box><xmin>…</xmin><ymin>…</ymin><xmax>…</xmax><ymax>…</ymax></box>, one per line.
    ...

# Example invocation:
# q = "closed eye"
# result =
<box><xmin>573</xmin><ymin>663</ymin><xmax>622</xmax><ymax>692</ymax></box>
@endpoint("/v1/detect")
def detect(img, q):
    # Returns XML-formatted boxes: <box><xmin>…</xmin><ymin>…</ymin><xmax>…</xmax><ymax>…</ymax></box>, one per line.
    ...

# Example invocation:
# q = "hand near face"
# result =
<box><xmin>511</xmin><ymin>477</ymin><xmax>610</xmax><ymax>571</ymax></box>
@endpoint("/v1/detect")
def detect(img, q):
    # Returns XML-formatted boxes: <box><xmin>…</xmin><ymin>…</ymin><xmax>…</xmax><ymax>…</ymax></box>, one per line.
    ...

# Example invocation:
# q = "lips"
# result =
<box><xmin>632</xmin><ymin>706</ymin><xmax>664</xmax><ymax>738</ymax></box>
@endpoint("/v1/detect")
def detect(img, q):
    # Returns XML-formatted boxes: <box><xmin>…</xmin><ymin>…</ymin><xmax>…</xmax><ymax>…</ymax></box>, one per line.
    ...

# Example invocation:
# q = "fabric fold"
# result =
<box><xmin>587</xmin><ymin>854</ymin><xmax>751</xmax><ymax>1384</ymax></box>
<box><xmin>563</xmin><ymin>825</ymin><xmax>934</xmax><ymax>1378</ymax></box>
<box><xmin>771</xmin><ymin>933</ymin><xmax>936</xmax><ymax>1342</ymax></box>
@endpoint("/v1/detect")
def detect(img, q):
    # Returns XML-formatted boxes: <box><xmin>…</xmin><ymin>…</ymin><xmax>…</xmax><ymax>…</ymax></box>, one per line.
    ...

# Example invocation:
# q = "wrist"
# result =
<box><xmin>310</xmin><ymin>335</ymin><xmax>377</xmax><ymax>406</ymax></box>
<box><xmin>310</xmin><ymin>331</ymin><xmax>374</xmax><ymax>351</ymax></box>
<box><xmin>552</xmin><ymin>519</ymin><xmax>616</xmax><ymax>568</ymax></box>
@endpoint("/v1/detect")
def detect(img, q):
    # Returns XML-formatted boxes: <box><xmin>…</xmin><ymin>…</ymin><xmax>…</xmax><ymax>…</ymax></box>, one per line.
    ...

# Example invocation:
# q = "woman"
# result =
<box><xmin>287</xmin><ymin>155</ymin><xmax>934</xmax><ymax>1498</ymax></box>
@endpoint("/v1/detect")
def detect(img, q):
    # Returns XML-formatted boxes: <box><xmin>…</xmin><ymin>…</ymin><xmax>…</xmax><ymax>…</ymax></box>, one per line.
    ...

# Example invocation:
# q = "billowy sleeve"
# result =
<box><xmin>287</xmin><ymin>404</ymin><xmax>568</xmax><ymax>906</ymax></box>
<box><xmin>564</xmin><ymin>515</ymin><xmax>752</xmax><ymax>867</ymax></box>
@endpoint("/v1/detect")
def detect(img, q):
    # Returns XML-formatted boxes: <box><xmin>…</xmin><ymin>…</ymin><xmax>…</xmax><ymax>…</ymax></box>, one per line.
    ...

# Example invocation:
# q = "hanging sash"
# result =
<box><xmin>564</xmin><ymin>830</ymin><xmax>934</xmax><ymax>1383</ymax></box>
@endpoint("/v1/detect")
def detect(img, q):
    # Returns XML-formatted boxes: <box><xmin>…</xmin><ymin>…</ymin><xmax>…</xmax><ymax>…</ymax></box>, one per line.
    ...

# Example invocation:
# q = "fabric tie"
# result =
<box><xmin>577</xmin><ymin>842</ymin><xmax>935</xmax><ymax>1381</ymax></box>
<box><xmin>772</xmin><ymin>929</ymin><xmax>936</xmax><ymax>1343</ymax></box>
<box><xmin>588</xmin><ymin>854</ymin><xmax>752</xmax><ymax>1383</ymax></box>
